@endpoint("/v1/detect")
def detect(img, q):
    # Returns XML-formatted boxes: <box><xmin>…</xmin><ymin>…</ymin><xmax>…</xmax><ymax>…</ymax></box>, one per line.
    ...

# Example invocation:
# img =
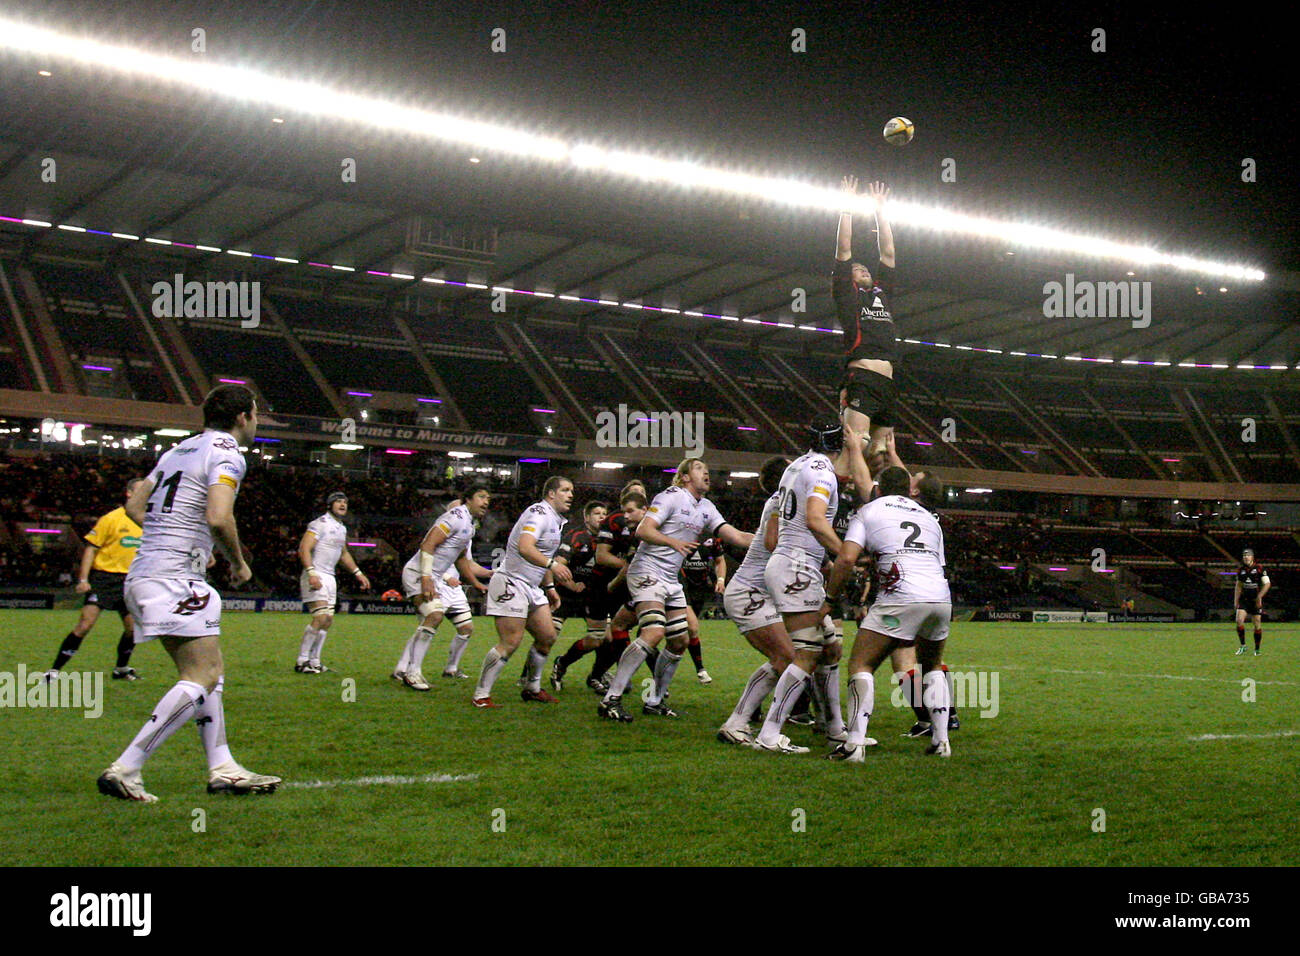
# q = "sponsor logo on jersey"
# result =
<box><xmin>212</xmin><ymin>437</ymin><xmax>239</xmax><ymax>450</ymax></box>
<box><xmin>742</xmin><ymin>588</ymin><xmax>768</xmax><ymax>615</ymax></box>
<box><xmin>783</xmin><ymin>569</ymin><xmax>812</xmax><ymax>594</ymax></box>
<box><xmin>122</xmin><ymin>536</ymin><xmax>142</xmax><ymax>549</ymax></box>
<box><xmin>634</xmin><ymin>576</ymin><xmax>657</xmax><ymax>590</ymax></box>
<box><xmin>173</xmin><ymin>590</ymin><xmax>211</xmax><ymax>616</ymax></box>
<box><xmin>497</xmin><ymin>578</ymin><xmax>517</xmax><ymax>601</ymax></box>
<box><xmin>878</xmin><ymin>561</ymin><xmax>904</xmax><ymax>594</ymax></box>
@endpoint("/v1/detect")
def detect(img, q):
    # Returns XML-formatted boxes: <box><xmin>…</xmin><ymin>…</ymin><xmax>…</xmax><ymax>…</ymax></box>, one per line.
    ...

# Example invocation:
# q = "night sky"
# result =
<box><xmin>2</xmin><ymin>0</ymin><xmax>1295</xmax><ymax>276</ymax></box>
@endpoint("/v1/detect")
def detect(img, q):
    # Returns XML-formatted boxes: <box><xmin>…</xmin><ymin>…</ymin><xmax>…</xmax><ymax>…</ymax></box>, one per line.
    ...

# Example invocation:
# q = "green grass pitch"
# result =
<box><xmin>1</xmin><ymin>609</ymin><xmax>1295</xmax><ymax>866</ymax></box>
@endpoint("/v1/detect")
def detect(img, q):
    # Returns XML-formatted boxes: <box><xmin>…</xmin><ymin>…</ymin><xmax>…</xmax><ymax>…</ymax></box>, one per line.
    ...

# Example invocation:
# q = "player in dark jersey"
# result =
<box><xmin>547</xmin><ymin>501</ymin><xmax>609</xmax><ymax>690</ymax></box>
<box><xmin>1233</xmin><ymin>549</ymin><xmax>1270</xmax><ymax>656</ymax></box>
<box><xmin>585</xmin><ymin>491</ymin><xmax>650</xmax><ymax>692</ymax></box>
<box><xmin>680</xmin><ymin>532</ymin><xmax>726</xmax><ymax>683</ymax></box>
<box><xmin>832</xmin><ymin>175</ymin><xmax>897</xmax><ymax>462</ymax></box>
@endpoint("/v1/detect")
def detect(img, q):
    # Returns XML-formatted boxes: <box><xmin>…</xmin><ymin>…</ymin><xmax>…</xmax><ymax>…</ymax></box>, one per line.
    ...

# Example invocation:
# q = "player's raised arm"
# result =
<box><xmin>716</xmin><ymin>522</ymin><xmax>753</xmax><ymax>552</ymax></box>
<box><xmin>835</xmin><ymin>174</ymin><xmax>858</xmax><ymax>261</ymax></box>
<box><xmin>206</xmin><ymin>482</ymin><xmax>250</xmax><ymax>583</ymax></box>
<box><xmin>867</xmin><ymin>180</ymin><xmax>895</xmax><ymax>268</ymax></box>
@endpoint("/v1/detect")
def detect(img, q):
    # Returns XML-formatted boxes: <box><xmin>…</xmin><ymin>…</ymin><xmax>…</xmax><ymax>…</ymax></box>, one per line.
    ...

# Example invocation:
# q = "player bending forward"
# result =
<box><xmin>97</xmin><ymin>384</ymin><xmax>280</xmax><ymax>802</ymax></box>
<box><xmin>394</xmin><ymin>485</ymin><xmax>493</xmax><ymax>689</ymax></box>
<box><xmin>295</xmin><ymin>491</ymin><xmax>370</xmax><ymax>673</ymax></box>
<box><xmin>471</xmin><ymin>477</ymin><xmax>574</xmax><ymax>707</ymax></box>
<box><xmin>597</xmin><ymin>459</ymin><xmax>751</xmax><ymax>722</ymax></box>
<box><xmin>827</xmin><ymin>466</ymin><xmax>953</xmax><ymax>761</ymax></box>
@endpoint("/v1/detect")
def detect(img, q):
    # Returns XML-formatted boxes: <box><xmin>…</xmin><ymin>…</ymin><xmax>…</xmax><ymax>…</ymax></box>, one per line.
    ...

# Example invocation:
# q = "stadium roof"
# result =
<box><xmin>1</xmin><ymin>2</ymin><xmax>1297</xmax><ymax>367</ymax></box>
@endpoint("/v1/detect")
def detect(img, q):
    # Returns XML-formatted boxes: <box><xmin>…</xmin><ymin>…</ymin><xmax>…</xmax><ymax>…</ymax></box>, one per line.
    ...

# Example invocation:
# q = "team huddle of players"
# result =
<box><xmin>59</xmin><ymin>177</ymin><xmax>1273</xmax><ymax>802</ymax></box>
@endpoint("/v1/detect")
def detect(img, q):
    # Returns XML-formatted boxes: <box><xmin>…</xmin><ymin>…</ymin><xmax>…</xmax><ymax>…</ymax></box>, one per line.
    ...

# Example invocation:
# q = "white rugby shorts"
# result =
<box><xmin>300</xmin><ymin>569</ymin><xmax>337</xmax><ymax>611</ymax></box>
<box><xmin>860</xmin><ymin>601</ymin><xmax>951</xmax><ymax>643</ymax></box>
<box><xmin>486</xmin><ymin>572</ymin><xmax>546</xmax><ymax>618</ymax></box>
<box><xmin>125</xmin><ymin>577</ymin><xmax>222</xmax><ymax>641</ymax></box>
<box><xmin>764</xmin><ymin>550</ymin><xmax>826</xmax><ymax>614</ymax></box>
<box><xmin>722</xmin><ymin>577</ymin><xmax>782</xmax><ymax>633</ymax></box>
<box><xmin>627</xmin><ymin>571</ymin><xmax>687</xmax><ymax>609</ymax></box>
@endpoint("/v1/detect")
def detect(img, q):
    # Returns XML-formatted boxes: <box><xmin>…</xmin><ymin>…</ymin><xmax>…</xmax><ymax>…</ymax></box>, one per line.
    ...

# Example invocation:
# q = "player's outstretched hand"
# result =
<box><xmin>866</xmin><ymin>180</ymin><xmax>890</xmax><ymax>208</ymax></box>
<box><xmin>667</xmin><ymin>538</ymin><xmax>698</xmax><ymax>558</ymax></box>
<box><xmin>840</xmin><ymin>174</ymin><xmax>859</xmax><ymax>199</ymax></box>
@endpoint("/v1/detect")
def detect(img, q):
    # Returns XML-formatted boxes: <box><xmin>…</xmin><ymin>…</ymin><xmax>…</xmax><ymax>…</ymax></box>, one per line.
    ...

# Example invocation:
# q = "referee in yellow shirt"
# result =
<box><xmin>44</xmin><ymin>478</ymin><xmax>145</xmax><ymax>681</ymax></box>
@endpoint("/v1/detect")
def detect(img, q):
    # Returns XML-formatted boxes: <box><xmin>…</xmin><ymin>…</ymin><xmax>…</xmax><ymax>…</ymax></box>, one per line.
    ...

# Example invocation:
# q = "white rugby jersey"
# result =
<box><xmin>844</xmin><ymin>495</ymin><xmax>950</xmax><ymax>604</ymax></box>
<box><xmin>731</xmin><ymin>491</ymin><xmax>780</xmax><ymax>590</ymax></box>
<box><xmin>127</xmin><ymin>429</ymin><xmax>246</xmax><ymax>581</ymax></box>
<box><xmin>403</xmin><ymin>504</ymin><xmax>478</xmax><ymax>581</ymax></box>
<box><xmin>497</xmin><ymin>500</ymin><xmax>566</xmax><ymax>587</ymax></box>
<box><xmin>773</xmin><ymin>451</ymin><xmax>839</xmax><ymax>561</ymax></box>
<box><xmin>305</xmin><ymin>512</ymin><xmax>347</xmax><ymax>576</ymax></box>
<box><xmin>628</xmin><ymin>485</ymin><xmax>726</xmax><ymax>581</ymax></box>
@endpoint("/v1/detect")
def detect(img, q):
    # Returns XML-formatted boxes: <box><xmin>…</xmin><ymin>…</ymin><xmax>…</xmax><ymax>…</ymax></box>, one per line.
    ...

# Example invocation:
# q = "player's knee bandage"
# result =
<box><xmin>637</xmin><ymin>608</ymin><xmax>667</xmax><ymax>631</ymax></box>
<box><xmin>790</xmin><ymin>626</ymin><xmax>823</xmax><ymax>651</ymax></box>
<box><xmin>449</xmin><ymin>609</ymin><xmax>473</xmax><ymax>629</ymax></box>
<box><xmin>664</xmin><ymin>617</ymin><xmax>689</xmax><ymax>641</ymax></box>
<box><xmin>416</xmin><ymin>599</ymin><xmax>443</xmax><ymax>618</ymax></box>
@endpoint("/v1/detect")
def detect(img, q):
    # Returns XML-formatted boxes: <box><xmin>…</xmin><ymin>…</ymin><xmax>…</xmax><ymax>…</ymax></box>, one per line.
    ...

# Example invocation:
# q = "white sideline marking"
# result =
<box><xmin>1188</xmin><ymin>731</ymin><xmax>1300</xmax><ymax>742</ymax></box>
<box><xmin>285</xmin><ymin>772</ymin><xmax>479</xmax><ymax>790</ymax></box>
<box><xmin>966</xmin><ymin>664</ymin><xmax>1300</xmax><ymax>688</ymax></box>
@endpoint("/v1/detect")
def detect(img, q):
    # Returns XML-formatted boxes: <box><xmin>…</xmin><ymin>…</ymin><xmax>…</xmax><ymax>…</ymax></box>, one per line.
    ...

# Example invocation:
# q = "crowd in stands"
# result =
<box><xmin>3</xmin><ymin>451</ymin><xmax>1291</xmax><ymax>616</ymax></box>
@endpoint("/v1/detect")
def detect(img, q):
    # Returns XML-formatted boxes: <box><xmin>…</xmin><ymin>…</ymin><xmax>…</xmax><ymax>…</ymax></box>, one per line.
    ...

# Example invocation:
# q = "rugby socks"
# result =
<box><xmin>524</xmin><ymin>646</ymin><xmax>548</xmax><ymax>693</ymax></box>
<box><xmin>309</xmin><ymin>627</ymin><xmax>328</xmax><ymax>666</ymax></box>
<box><xmin>297</xmin><ymin>624</ymin><xmax>316</xmax><ymax>666</ymax></box>
<box><xmin>194</xmin><ymin>677</ymin><xmax>233</xmax><ymax>769</ymax></box>
<box><xmin>445</xmin><ymin>630</ymin><xmax>471</xmax><ymax>672</ymax></box>
<box><xmin>117</xmin><ymin>680</ymin><xmax>206</xmax><ymax>771</ymax></box>
<box><xmin>649</xmin><ymin>648</ymin><xmax>683</xmax><ymax>705</ymax></box>
<box><xmin>846</xmin><ymin>672</ymin><xmax>876</xmax><ymax>749</ymax></box>
<box><xmin>591</xmin><ymin>630</ymin><xmax>629</xmax><ymax>681</ymax></box>
<box><xmin>114</xmin><ymin>631</ymin><xmax>134</xmax><ymax>670</ymax></box>
<box><xmin>603</xmin><ymin>637</ymin><xmax>650</xmax><ymax>701</ymax></box>
<box><xmin>942</xmin><ymin>663</ymin><xmax>957</xmax><ymax>721</ymax></box>
<box><xmin>1236</xmin><ymin>624</ymin><xmax>1246</xmax><ymax>646</ymax></box>
<box><xmin>1254</xmin><ymin>627</ymin><xmax>1263</xmax><ymax>651</ymax></box>
<box><xmin>815</xmin><ymin>664</ymin><xmax>845</xmax><ymax>737</ymax></box>
<box><xmin>556</xmin><ymin>639</ymin><xmax>592</xmax><ymax>670</ymax></box>
<box><xmin>50</xmin><ymin>631</ymin><xmax>84</xmax><ymax>671</ymax></box>
<box><xmin>474</xmin><ymin>647</ymin><xmax>508</xmax><ymax>700</ymax></box>
<box><xmin>898</xmin><ymin>667</ymin><xmax>927</xmax><ymax>722</ymax></box>
<box><xmin>409</xmin><ymin>625</ymin><xmax>436</xmax><ymax>673</ymax></box>
<box><xmin>729</xmin><ymin>662</ymin><xmax>778</xmax><ymax>727</ymax></box>
<box><xmin>923</xmin><ymin>670</ymin><xmax>950</xmax><ymax>746</ymax></box>
<box><xmin>687</xmin><ymin>635</ymin><xmax>705</xmax><ymax>672</ymax></box>
<box><xmin>757</xmin><ymin>664</ymin><xmax>810</xmax><ymax>746</ymax></box>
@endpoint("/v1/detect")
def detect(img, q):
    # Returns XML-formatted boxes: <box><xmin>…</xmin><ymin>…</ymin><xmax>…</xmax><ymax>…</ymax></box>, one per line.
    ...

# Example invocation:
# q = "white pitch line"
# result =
<box><xmin>964</xmin><ymin>664</ymin><xmax>1300</xmax><ymax>688</ymax></box>
<box><xmin>1188</xmin><ymin>731</ymin><xmax>1300</xmax><ymax>742</ymax></box>
<box><xmin>285</xmin><ymin>773</ymin><xmax>479</xmax><ymax>790</ymax></box>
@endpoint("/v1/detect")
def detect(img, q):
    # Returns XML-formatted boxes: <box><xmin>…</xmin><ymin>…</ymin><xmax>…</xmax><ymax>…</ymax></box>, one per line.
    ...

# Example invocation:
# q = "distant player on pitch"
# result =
<box><xmin>1233</xmin><ymin>548</ymin><xmax>1269</xmax><ymax>656</ymax></box>
<box><xmin>294</xmin><ymin>491</ymin><xmax>370</xmax><ymax>674</ymax></box>
<box><xmin>471</xmin><ymin>477</ymin><xmax>574</xmax><ymax>707</ymax></box>
<box><xmin>44</xmin><ymin>477</ymin><xmax>145</xmax><ymax>683</ymax></box>
<box><xmin>394</xmin><ymin>484</ymin><xmax>493</xmax><ymax>689</ymax></box>
<box><xmin>97</xmin><ymin>384</ymin><xmax>280</xmax><ymax>802</ymax></box>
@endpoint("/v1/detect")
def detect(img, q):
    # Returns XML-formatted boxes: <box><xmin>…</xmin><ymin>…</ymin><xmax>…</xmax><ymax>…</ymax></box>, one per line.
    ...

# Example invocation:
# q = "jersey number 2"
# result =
<box><xmin>900</xmin><ymin>521</ymin><xmax>925</xmax><ymax>549</ymax></box>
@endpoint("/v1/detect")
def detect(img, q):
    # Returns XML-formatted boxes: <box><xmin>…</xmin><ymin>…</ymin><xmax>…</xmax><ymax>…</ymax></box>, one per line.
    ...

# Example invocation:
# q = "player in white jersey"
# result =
<box><xmin>751</xmin><ymin>420</ymin><xmax>852</xmax><ymax>754</ymax></box>
<box><xmin>826</xmin><ymin>466</ymin><xmax>953</xmax><ymax>760</ymax></box>
<box><xmin>597</xmin><ymin>459</ymin><xmax>752</xmax><ymax>723</ymax></box>
<box><xmin>97</xmin><ymin>385</ymin><xmax>280</xmax><ymax>802</ymax></box>
<box><xmin>294</xmin><ymin>491</ymin><xmax>370</xmax><ymax>674</ymax></box>
<box><xmin>471</xmin><ymin>477</ymin><xmax>574</xmax><ymax>707</ymax></box>
<box><xmin>394</xmin><ymin>485</ymin><xmax>493</xmax><ymax>690</ymax></box>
